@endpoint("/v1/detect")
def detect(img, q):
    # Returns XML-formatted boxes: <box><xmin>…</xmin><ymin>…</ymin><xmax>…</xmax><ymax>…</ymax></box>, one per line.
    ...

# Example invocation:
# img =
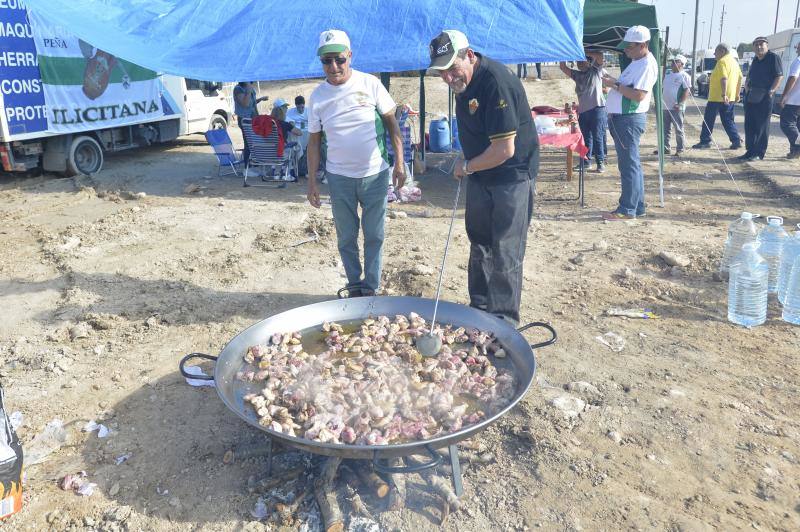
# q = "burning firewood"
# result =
<box><xmin>386</xmin><ymin>458</ymin><xmax>406</xmax><ymax>511</ymax></box>
<box><xmin>354</xmin><ymin>465</ymin><xmax>390</xmax><ymax>498</ymax></box>
<box><xmin>338</xmin><ymin>463</ymin><xmax>370</xmax><ymax>517</ymax></box>
<box><xmin>274</xmin><ymin>488</ymin><xmax>309</xmax><ymax>527</ymax></box>
<box><xmin>406</xmin><ymin>455</ymin><xmax>462</xmax><ymax>525</ymax></box>
<box><xmin>314</xmin><ymin>456</ymin><xmax>344</xmax><ymax>532</ymax></box>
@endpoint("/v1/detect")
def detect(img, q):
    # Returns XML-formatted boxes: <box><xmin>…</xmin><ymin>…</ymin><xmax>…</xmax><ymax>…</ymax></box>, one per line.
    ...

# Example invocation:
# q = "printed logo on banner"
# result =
<box><xmin>0</xmin><ymin>3</ymin><xmax>48</xmax><ymax>135</ymax></box>
<box><xmin>27</xmin><ymin>10</ymin><xmax>164</xmax><ymax>134</ymax></box>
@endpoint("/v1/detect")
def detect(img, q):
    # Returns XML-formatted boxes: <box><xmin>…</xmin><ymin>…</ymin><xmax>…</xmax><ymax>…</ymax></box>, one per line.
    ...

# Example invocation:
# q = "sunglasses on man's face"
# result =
<box><xmin>321</xmin><ymin>56</ymin><xmax>347</xmax><ymax>66</ymax></box>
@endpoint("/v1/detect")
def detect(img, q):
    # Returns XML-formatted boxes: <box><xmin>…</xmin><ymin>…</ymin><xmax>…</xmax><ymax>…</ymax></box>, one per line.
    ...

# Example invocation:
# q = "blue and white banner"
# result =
<box><xmin>0</xmin><ymin>0</ymin><xmax>47</xmax><ymax>135</ymax></box>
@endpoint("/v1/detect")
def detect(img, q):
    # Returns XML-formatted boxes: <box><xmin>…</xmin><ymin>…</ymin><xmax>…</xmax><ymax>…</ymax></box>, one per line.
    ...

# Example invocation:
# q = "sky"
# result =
<box><xmin>649</xmin><ymin>0</ymin><xmax>799</xmax><ymax>53</ymax></box>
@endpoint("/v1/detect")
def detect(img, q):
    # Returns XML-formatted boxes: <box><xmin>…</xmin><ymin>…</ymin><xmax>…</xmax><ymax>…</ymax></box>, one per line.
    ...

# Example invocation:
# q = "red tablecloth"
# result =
<box><xmin>533</xmin><ymin>110</ymin><xmax>589</xmax><ymax>159</ymax></box>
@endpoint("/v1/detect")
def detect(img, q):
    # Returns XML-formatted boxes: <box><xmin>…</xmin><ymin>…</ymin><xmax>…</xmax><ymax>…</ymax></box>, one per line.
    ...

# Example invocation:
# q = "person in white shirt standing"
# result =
<box><xmin>306</xmin><ymin>29</ymin><xmax>406</xmax><ymax>298</ymax></box>
<box><xmin>779</xmin><ymin>41</ymin><xmax>800</xmax><ymax>159</ymax></box>
<box><xmin>658</xmin><ymin>55</ymin><xmax>691</xmax><ymax>156</ymax></box>
<box><xmin>287</xmin><ymin>95</ymin><xmax>311</xmax><ymax>177</ymax></box>
<box><xmin>601</xmin><ymin>25</ymin><xmax>658</xmax><ymax>220</ymax></box>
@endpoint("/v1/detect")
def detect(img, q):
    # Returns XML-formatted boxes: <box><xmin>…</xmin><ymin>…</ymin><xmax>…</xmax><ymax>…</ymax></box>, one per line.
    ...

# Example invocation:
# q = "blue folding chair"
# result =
<box><xmin>240</xmin><ymin>117</ymin><xmax>299</xmax><ymax>188</ymax></box>
<box><xmin>205</xmin><ymin>128</ymin><xmax>245</xmax><ymax>177</ymax></box>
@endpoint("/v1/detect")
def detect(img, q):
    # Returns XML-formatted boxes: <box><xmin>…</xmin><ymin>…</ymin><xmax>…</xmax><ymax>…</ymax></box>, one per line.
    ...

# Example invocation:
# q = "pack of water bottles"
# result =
<box><xmin>722</xmin><ymin>212</ymin><xmax>800</xmax><ymax>327</ymax></box>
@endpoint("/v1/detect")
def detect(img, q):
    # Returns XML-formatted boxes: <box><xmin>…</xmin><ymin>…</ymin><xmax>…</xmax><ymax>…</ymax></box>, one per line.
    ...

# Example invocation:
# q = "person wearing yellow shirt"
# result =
<box><xmin>693</xmin><ymin>43</ymin><xmax>743</xmax><ymax>150</ymax></box>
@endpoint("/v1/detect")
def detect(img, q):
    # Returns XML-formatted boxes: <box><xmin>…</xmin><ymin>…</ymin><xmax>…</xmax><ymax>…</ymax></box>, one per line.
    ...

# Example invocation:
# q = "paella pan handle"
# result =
<box><xmin>178</xmin><ymin>352</ymin><xmax>217</xmax><ymax>380</ymax></box>
<box><xmin>372</xmin><ymin>445</ymin><xmax>442</xmax><ymax>474</ymax></box>
<box><xmin>517</xmin><ymin>322</ymin><xmax>557</xmax><ymax>349</ymax></box>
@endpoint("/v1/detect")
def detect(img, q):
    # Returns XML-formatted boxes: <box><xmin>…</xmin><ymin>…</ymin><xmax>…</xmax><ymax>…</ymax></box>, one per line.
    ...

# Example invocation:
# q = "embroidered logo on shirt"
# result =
<box><xmin>496</xmin><ymin>99</ymin><xmax>508</xmax><ymax>109</ymax></box>
<box><xmin>468</xmin><ymin>98</ymin><xmax>479</xmax><ymax>114</ymax></box>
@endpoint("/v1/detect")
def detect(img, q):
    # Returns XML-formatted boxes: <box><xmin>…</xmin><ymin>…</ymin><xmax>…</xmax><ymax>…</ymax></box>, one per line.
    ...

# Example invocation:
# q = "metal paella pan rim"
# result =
<box><xmin>186</xmin><ymin>296</ymin><xmax>553</xmax><ymax>459</ymax></box>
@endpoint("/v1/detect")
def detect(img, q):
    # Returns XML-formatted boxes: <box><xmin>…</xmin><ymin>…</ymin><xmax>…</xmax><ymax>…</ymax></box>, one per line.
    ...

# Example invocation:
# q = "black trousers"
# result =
<box><xmin>743</xmin><ymin>95</ymin><xmax>774</xmax><ymax>157</ymax></box>
<box><xmin>780</xmin><ymin>104</ymin><xmax>800</xmax><ymax>150</ymax></box>
<box><xmin>465</xmin><ymin>176</ymin><xmax>534</xmax><ymax>324</ymax></box>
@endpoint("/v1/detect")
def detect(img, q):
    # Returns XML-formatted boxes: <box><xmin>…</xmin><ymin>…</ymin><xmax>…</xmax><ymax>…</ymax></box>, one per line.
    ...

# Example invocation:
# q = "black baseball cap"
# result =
<box><xmin>428</xmin><ymin>30</ymin><xmax>470</xmax><ymax>70</ymax></box>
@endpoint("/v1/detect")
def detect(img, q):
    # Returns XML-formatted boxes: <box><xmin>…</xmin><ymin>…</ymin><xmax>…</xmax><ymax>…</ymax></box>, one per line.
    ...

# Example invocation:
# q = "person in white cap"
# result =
<box><xmin>601</xmin><ymin>25</ymin><xmax>658</xmax><ymax>220</ymax></box>
<box><xmin>267</xmin><ymin>98</ymin><xmax>303</xmax><ymax>179</ymax></box>
<box><xmin>657</xmin><ymin>54</ymin><xmax>691</xmax><ymax>156</ymax></box>
<box><xmin>306</xmin><ymin>29</ymin><xmax>406</xmax><ymax>298</ymax></box>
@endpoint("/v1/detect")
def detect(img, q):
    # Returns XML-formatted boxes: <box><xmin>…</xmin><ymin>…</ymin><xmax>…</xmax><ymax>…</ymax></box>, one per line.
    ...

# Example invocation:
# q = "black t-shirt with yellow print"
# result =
<box><xmin>455</xmin><ymin>53</ymin><xmax>539</xmax><ymax>185</ymax></box>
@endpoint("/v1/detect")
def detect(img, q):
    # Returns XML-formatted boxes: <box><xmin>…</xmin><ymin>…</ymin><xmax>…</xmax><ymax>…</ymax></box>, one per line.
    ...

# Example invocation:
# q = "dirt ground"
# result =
<box><xmin>1</xmin><ymin>70</ymin><xmax>799</xmax><ymax>532</ymax></box>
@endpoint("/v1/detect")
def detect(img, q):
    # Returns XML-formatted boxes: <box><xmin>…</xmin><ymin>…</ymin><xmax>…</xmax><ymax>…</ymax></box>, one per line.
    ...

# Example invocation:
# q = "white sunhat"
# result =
<box><xmin>673</xmin><ymin>54</ymin><xmax>687</xmax><ymax>64</ymax></box>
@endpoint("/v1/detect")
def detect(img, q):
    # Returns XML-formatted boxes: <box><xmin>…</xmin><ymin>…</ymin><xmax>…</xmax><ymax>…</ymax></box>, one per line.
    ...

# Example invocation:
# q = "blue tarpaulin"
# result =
<box><xmin>24</xmin><ymin>0</ymin><xmax>584</xmax><ymax>81</ymax></box>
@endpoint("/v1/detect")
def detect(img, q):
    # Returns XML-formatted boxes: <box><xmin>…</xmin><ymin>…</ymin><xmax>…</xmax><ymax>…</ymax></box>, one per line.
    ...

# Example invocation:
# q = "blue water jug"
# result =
<box><xmin>756</xmin><ymin>216</ymin><xmax>788</xmax><ymax>293</ymax></box>
<box><xmin>451</xmin><ymin>117</ymin><xmax>462</xmax><ymax>151</ymax></box>
<box><xmin>778</xmin><ymin>224</ymin><xmax>800</xmax><ymax>304</ymax></box>
<box><xmin>429</xmin><ymin>119</ymin><xmax>451</xmax><ymax>153</ymax></box>
<box><xmin>728</xmin><ymin>242</ymin><xmax>769</xmax><ymax>327</ymax></box>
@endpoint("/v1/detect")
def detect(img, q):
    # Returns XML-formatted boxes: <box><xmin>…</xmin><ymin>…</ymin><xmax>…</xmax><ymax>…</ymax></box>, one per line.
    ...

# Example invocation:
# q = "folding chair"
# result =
<box><xmin>386</xmin><ymin>123</ymin><xmax>415</xmax><ymax>181</ymax></box>
<box><xmin>205</xmin><ymin>128</ymin><xmax>244</xmax><ymax>177</ymax></box>
<box><xmin>240</xmin><ymin>117</ymin><xmax>300</xmax><ymax>188</ymax></box>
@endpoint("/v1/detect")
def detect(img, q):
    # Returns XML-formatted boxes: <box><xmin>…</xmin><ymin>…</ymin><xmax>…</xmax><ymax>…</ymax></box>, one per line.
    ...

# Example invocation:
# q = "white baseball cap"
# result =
<box><xmin>428</xmin><ymin>30</ymin><xmax>470</xmax><ymax>70</ymax></box>
<box><xmin>618</xmin><ymin>25</ymin><xmax>651</xmax><ymax>49</ymax></box>
<box><xmin>673</xmin><ymin>54</ymin><xmax>687</xmax><ymax>64</ymax></box>
<box><xmin>317</xmin><ymin>29</ymin><xmax>350</xmax><ymax>56</ymax></box>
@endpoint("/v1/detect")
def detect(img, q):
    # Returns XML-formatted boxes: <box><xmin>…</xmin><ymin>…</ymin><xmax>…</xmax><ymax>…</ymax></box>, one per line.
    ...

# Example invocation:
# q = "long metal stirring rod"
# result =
<box><xmin>428</xmin><ymin>171</ymin><xmax>463</xmax><ymax>335</ymax></box>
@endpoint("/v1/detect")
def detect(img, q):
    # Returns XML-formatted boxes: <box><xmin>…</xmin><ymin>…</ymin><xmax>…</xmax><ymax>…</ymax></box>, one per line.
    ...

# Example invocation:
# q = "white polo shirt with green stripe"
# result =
<box><xmin>308</xmin><ymin>70</ymin><xmax>395</xmax><ymax>178</ymax></box>
<box><xmin>607</xmin><ymin>52</ymin><xmax>658</xmax><ymax>115</ymax></box>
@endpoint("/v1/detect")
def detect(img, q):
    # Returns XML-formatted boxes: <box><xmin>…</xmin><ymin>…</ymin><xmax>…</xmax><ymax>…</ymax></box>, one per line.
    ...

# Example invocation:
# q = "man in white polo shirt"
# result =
<box><xmin>601</xmin><ymin>25</ymin><xmax>658</xmax><ymax>220</ymax></box>
<box><xmin>306</xmin><ymin>29</ymin><xmax>406</xmax><ymax>298</ymax></box>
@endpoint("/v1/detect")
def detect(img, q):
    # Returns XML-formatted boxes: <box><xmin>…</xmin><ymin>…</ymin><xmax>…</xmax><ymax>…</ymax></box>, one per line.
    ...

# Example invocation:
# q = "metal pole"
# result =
<box><xmin>708</xmin><ymin>0</ymin><xmax>715</xmax><ymax>48</ymax></box>
<box><xmin>691</xmin><ymin>0</ymin><xmax>700</xmax><ymax>89</ymax></box>
<box><xmin>419</xmin><ymin>70</ymin><xmax>426</xmax><ymax>162</ymax></box>
<box><xmin>795</xmin><ymin>0</ymin><xmax>799</xmax><ymax>28</ymax></box>
<box><xmin>775</xmin><ymin>0</ymin><xmax>782</xmax><ymax>33</ymax></box>
<box><xmin>719</xmin><ymin>5</ymin><xmax>726</xmax><ymax>43</ymax></box>
<box><xmin>680</xmin><ymin>12</ymin><xmax>686</xmax><ymax>51</ymax></box>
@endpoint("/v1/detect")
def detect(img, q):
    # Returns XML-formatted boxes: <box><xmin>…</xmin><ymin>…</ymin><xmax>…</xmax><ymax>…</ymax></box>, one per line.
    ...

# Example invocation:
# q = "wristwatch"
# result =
<box><xmin>462</xmin><ymin>159</ymin><xmax>473</xmax><ymax>175</ymax></box>
<box><xmin>614</xmin><ymin>81</ymin><xmax>621</xmax><ymax>90</ymax></box>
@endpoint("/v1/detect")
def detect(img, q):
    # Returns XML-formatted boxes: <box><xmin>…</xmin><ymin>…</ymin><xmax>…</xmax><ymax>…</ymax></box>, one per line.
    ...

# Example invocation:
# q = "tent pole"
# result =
<box><xmin>448</xmin><ymin>87</ymin><xmax>453</xmax><ymax>147</ymax></box>
<box><xmin>419</xmin><ymin>70</ymin><xmax>426</xmax><ymax>162</ymax></box>
<box><xmin>380</xmin><ymin>72</ymin><xmax>390</xmax><ymax>91</ymax></box>
<box><xmin>656</xmin><ymin>28</ymin><xmax>667</xmax><ymax>208</ymax></box>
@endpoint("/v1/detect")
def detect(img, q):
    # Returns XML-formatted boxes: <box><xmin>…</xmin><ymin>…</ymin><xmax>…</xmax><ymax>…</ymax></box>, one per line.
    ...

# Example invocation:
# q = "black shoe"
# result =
<box><xmin>729</xmin><ymin>142</ymin><xmax>742</xmax><ymax>150</ymax></box>
<box><xmin>652</xmin><ymin>148</ymin><xmax>671</xmax><ymax>155</ymax></box>
<box><xmin>692</xmin><ymin>142</ymin><xmax>711</xmax><ymax>149</ymax></box>
<box><xmin>337</xmin><ymin>287</ymin><xmax>362</xmax><ymax>299</ymax></box>
<box><xmin>787</xmin><ymin>150</ymin><xmax>800</xmax><ymax>159</ymax></box>
<box><xmin>737</xmin><ymin>153</ymin><xmax>756</xmax><ymax>161</ymax></box>
<box><xmin>673</xmin><ymin>150</ymin><xmax>684</xmax><ymax>156</ymax></box>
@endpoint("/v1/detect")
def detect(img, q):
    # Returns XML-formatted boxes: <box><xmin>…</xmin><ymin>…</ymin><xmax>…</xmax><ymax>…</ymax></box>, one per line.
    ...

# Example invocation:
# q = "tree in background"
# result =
<box><xmin>737</xmin><ymin>42</ymin><xmax>754</xmax><ymax>57</ymax></box>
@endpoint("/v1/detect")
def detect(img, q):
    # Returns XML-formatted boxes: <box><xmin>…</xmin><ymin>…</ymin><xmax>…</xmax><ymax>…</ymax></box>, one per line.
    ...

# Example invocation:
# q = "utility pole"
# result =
<box><xmin>795</xmin><ymin>0</ymin><xmax>800</xmax><ymax>27</ymax></box>
<box><xmin>719</xmin><ymin>4</ymin><xmax>726</xmax><ymax>43</ymax></box>
<box><xmin>680</xmin><ymin>12</ymin><xmax>686</xmax><ymax>51</ymax></box>
<box><xmin>692</xmin><ymin>0</ymin><xmax>700</xmax><ymax>89</ymax></box>
<box><xmin>775</xmin><ymin>0</ymin><xmax>781</xmax><ymax>34</ymax></box>
<box><xmin>708</xmin><ymin>0</ymin><xmax>715</xmax><ymax>48</ymax></box>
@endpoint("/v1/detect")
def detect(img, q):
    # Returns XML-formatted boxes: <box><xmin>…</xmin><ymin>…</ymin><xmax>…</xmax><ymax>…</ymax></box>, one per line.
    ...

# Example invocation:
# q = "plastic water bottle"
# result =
<box><xmin>782</xmin><ymin>255</ymin><xmax>800</xmax><ymax>324</ymax></box>
<box><xmin>756</xmin><ymin>216</ymin><xmax>788</xmax><ymax>293</ymax></box>
<box><xmin>727</xmin><ymin>242</ymin><xmax>769</xmax><ymax>327</ymax></box>
<box><xmin>777</xmin><ymin>224</ymin><xmax>800</xmax><ymax>304</ymax></box>
<box><xmin>720</xmin><ymin>212</ymin><xmax>759</xmax><ymax>278</ymax></box>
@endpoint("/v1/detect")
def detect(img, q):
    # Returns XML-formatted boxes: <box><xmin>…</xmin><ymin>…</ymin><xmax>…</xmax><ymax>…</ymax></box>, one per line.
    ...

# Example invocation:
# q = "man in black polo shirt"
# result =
<box><xmin>739</xmin><ymin>36</ymin><xmax>784</xmax><ymax>161</ymax></box>
<box><xmin>428</xmin><ymin>29</ymin><xmax>539</xmax><ymax>326</ymax></box>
